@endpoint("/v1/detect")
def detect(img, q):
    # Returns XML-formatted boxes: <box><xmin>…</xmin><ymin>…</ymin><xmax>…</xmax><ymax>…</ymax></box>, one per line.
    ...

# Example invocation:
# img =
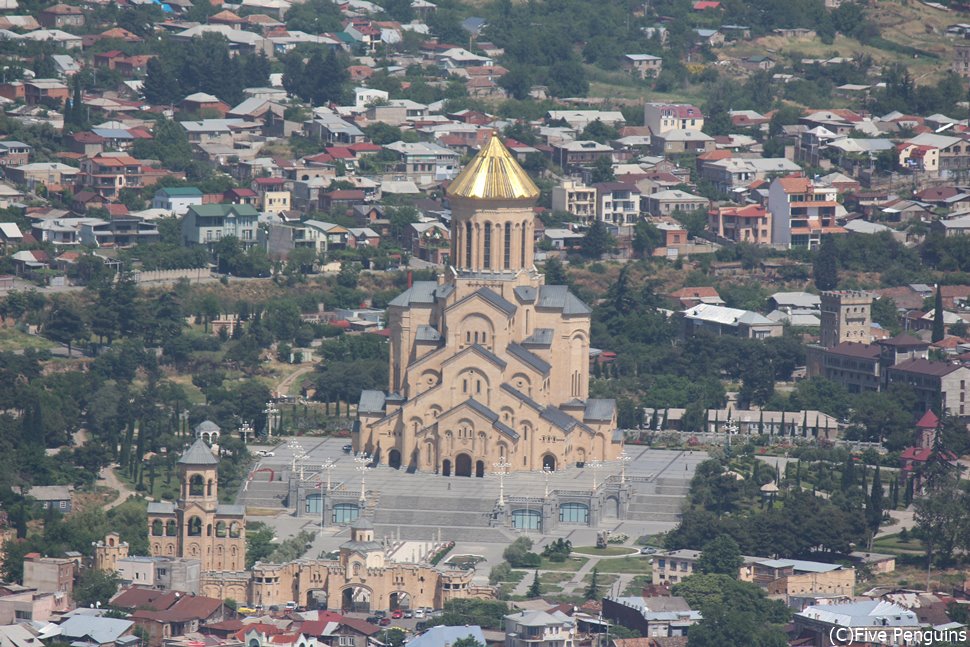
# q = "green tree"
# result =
<box><xmin>142</xmin><ymin>57</ymin><xmax>178</xmax><ymax>105</ymax></box>
<box><xmin>866</xmin><ymin>466</ymin><xmax>884</xmax><ymax>541</ymax></box>
<box><xmin>932</xmin><ymin>284</ymin><xmax>945</xmax><ymax>343</ymax></box>
<box><xmin>383</xmin><ymin>628</ymin><xmax>406</xmax><ymax>647</ymax></box>
<box><xmin>590</xmin><ymin>155</ymin><xmax>615</xmax><ymax>183</ymax></box>
<box><xmin>245</xmin><ymin>521</ymin><xmax>275</xmax><ymax>568</ymax></box>
<box><xmin>45</xmin><ymin>302</ymin><xmax>88</xmax><ymax>356</ymax></box>
<box><xmin>632</xmin><ymin>221</ymin><xmax>663</xmax><ymax>258</ymax></box>
<box><xmin>813</xmin><ymin>235</ymin><xmax>839</xmax><ymax>291</ymax></box>
<box><xmin>697</xmin><ymin>536</ymin><xmax>743</xmax><ymax>576</ymax></box>
<box><xmin>74</xmin><ymin>569</ymin><xmax>120</xmax><ymax>608</ymax></box>
<box><xmin>527</xmin><ymin>570</ymin><xmax>542</xmax><ymax>598</ymax></box>
<box><xmin>584</xmin><ymin>567</ymin><xmax>600</xmax><ymax>600</ymax></box>
<box><xmin>581</xmin><ymin>221</ymin><xmax>613</xmax><ymax>259</ymax></box>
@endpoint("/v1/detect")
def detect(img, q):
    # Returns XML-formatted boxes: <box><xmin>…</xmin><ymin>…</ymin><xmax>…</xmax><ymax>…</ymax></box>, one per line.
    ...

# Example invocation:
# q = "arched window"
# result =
<box><xmin>151</xmin><ymin>520</ymin><xmax>163</xmax><ymax>536</ymax></box>
<box><xmin>504</xmin><ymin>222</ymin><xmax>511</xmax><ymax>269</ymax></box>
<box><xmin>229</xmin><ymin>522</ymin><xmax>241</xmax><ymax>538</ymax></box>
<box><xmin>166</xmin><ymin>520</ymin><xmax>177</xmax><ymax>536</ymax></box>
<box><xmin>465</xmin><ymin>221</ymin><xmax>472</xmax><ymax>266</ymax></box>
<box><xmin>187</xmin><ymin>517</ymin><xmax>202</xmax><ymax>537</ymax></box>
<box><xmin>521</xmin><ymin>224</ymin><xmax>527</xmax><ymax>267</ymax></box>
<box><xmin>216</xmin><ymin>521</ymin><xmax>227</xmax><ymax>537</ymax></box>
<box><xmin>207</xmin><ymin>479</ymin><xmax>214</xmax><ymax>496</ymax></box>
<box><xmin>189</xmin><ymin>474</ymin><xmax>204</xmax><ymax>496</ymax></box>
<box><xmin>483</xmin><ymin>223</ymin><xmax>491</xmax><ymax>268</ymax></box>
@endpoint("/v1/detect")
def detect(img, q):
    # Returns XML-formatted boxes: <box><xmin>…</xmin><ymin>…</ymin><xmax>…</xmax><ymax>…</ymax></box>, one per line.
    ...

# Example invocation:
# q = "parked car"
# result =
<box><xmin>256</xmin><ymin>450</ymin><xmax>275</xmax><ymax>457</ymax></box>
<box><xmin>379</xmin><ymin>618</ymin><xmax>391</xmax><ymax>626</ymax></box>
<box><xmin>374</xmin><ymin>610</ymin><xmax>387</xmax><ymax>618</ymax></box>
<box><xmin>391</xmin><ymin>610</ymin><xmax>403</xmax><ymax>619</ymax></box>
<box><xmin>639</xmin><ymin>546</ymin><xmax>659</xmax><ymax>555</ymax></box>
<box><xmin>403</xmin><ymin>610</ymin><xmax>414</xmax><ymax>619</ymax></box>
<box><xmin>366</xmin><ymin>617</ymin><xmax>380</xmax><ymax>625</ymax></box>
<box><xmin>343</xmin><ymin>444</ymin><xmax>353</xmax><ymax>453</ymax></box>
<box><xmin>413</xmin><ymin>609</ymin><xmax>425</xmax><ymax>619</ymax></box>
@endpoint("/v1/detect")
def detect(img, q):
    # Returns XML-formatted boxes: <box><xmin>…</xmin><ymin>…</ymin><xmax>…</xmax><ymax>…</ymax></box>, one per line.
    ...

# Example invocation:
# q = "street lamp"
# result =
<box><xmin>319</xmin><ymin>458</ymin><xmax>335</xmax><ymax>531</ymax></box>
<box><xmin>263</xmin><ymin>402</ymin><xmax>279</xmax><ymax>439</ymax></box>
<box><xmin>542</xmin><ymin>465</ymin><xmax>553</xmax><ymax>498</ymax></box>
<box><xmin>493</xmin><ymin>459</ymin><xmax>511</xmax><ymax>507</ymax></box>
<box><xmin>355</xmin><ymin>454</ymin><xmax>369</xmax><ymax>504</ymax></box>
<box><xmin>588</xmin><ymin>461</ymin><xmax>603</xmax><ymax>491</ymax></box>
<box><xmin>288</xmin><ymin>439</ymin><xmax>306</xmax><ymax>479</ymax></box>
<box><xmin>618</xmin><ymin>451</ymin><xmax>631</xmax><ymax>485</ymax></box>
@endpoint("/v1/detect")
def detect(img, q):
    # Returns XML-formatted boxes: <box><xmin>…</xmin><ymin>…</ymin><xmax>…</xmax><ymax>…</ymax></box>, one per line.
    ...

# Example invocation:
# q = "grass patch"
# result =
<box><xmin>538</xmin><ymin>556</ymin><xmax>589</xmax><ymax>572</ymax></box>
<box><xmin>622</xmin><ymin>575</ymin><xmax>652</xmax><ymax>596</ymax></box>
<box><xmin>596</xmin><ymin>556</ymin><xmax>654</xmax><ymax>574</ymax></box>
<box><xmin>873</xmin><ymin>533</ymin><xmax>926</xmax><ymax>555</ymax></box>
<box><xmin>0</xmin><ymin>328</ymin><xmax>55</xmax><ymax>351</ymax></box>
<box><xmin>498</xmin><ymin>569</ymin><xmax>527</xmax><ymax>584</ymax></box>
<box><xmin>583</xmin><ymin>572</ymin><xmax>619</xmax><ymax>588</ymax></box>
<box><xmin>539</xmin><ymin>572</ymin><xmax>574</xmax><ymax>585</ymax></box>
<box><xmin>572</xmin><ymin>546</ymin><xmax>636</xmax><ymax>556</ymax></box>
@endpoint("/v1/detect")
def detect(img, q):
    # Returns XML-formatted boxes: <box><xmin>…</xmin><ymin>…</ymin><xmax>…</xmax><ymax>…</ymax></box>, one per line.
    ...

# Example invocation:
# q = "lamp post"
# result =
<box><xmin>542</xmin><ymin>465</ymin><xmax>553</xmax><ymax>498</ymax></box>
<box><xmin>320</xmin><ymin>458</ymin><xmax>335</xmax><ymax>531</ymax></box>
<box><xmin>239</xmin><ymin>421</ymin><xmax>252</xmax><ymax>445</ymax></box>
<box><xmin>493</xmin><ymin>459</ymin><xmax>511</xmax><ymax>507</ymax></box>
<box><xmin>589</xmin><ymin>461</ymin><xmax>603</xmax><ymax>491</ymax></box>
<box><xmin>618</xmin><ymin>451</ymin><xmax>631</xmax><ymax>485</ymax></box>
<box><xmin>288</xmin><ymin>439</ymin><xmax>306</xmax><ymax>479</ymax></box>
<box><xmin>355</xmin><ymin>454</ymin><xmax>369</xmax><ymax>505</ymax></box>
<box><xmin>263</xmin><ymin>402</ymin><xmax>279</xmax><ymax>439</ymax></box>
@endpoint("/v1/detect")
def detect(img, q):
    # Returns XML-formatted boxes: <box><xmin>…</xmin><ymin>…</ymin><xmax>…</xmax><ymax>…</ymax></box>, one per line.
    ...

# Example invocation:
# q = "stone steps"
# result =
<box><xmin>377</xmin><ymin>494</ymin><xmax>496</xmax><ymax>513</ymax></box>
<box><xmin>374</xmin><ymin>524</ymin><xmax>515</xmax><ymax>543</ymax></box>
<box><xmin>374</xmin><ymin>509</ymin><xmax>494</xmax><ymax>527</ymax></box>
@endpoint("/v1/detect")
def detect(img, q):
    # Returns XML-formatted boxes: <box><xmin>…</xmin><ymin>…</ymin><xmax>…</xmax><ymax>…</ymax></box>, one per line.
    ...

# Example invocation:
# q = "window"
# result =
<box><xmin>152</xmin><ymin>520</ymin><xmax>163</xmax><ymax>536</ymax></box>
<box><xmin>189</xmin><ymin>474</ymin><xmax>204</xmax><ymax>496</ymax></box>
<box><xmin>15</xmin><ymin>611</ymin><xmax>31</xmax><ymax>621</ymax></box>
<box><xmin>521</xmin><ymin>225</ymin><xmax>527</xmax><ymax>267</ymax></box>
<box><xmin>504</xmin><ymin>222</ymin><xmax>511</xmax><ymax>269</ymax></box>
<box><xmin>465</xmin><ymin>222</ymin><xmax>472</xmax><ymax>266</ymax></box>
<box><xmin>483</xmin><ymin>223</ymin><xmax>491</xmax><ymax>268</ymax></box>
<box><xmin>188</xmin><ymin>516</ymin><xmax>202</xmax><ymax>537</ymax></box>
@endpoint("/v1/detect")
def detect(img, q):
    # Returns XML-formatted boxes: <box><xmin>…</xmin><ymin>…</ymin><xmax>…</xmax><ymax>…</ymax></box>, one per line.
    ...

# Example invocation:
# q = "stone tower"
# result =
<box><xmin>356</xmin><ymin>136</ymin><xmax>621</xmax><ymax>476</ymax></box>
<box><xmin>148</xmin><ymin>438</ymin><xmax>246</xmax><ymax>572</ymax></box>
<box><xmin>820</xmin><ymin>290</ymin><xmax>872</xmax><ymax>348</ymax></box>
<box><xmin>93</xmin><ymin>532</ymin><xmax>128</xmax><ymax>573</ymax></box>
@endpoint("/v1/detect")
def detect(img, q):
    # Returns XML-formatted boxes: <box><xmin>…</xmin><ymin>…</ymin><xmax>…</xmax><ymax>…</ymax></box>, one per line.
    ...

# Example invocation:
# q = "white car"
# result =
<box><xmin>413</xmin><ymin>609</ymin><xmax>425</xmax><ymax>619</ymax></box>
<box><xmin>256</xmin><ymin>450</ymin><xmax>275</xmax><ymax>457</ymax></box>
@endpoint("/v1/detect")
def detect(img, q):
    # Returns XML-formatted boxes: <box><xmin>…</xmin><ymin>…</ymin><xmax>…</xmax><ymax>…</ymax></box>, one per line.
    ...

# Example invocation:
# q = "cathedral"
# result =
<box><xmin>356</xmin><ymin>136</ymin><xmax>622</xmax><ymax>475</ymax></box>
<box><xmin>147</xmin><ymin>438</ymin><xmax>247</xmax><ymax>574</ymax></box>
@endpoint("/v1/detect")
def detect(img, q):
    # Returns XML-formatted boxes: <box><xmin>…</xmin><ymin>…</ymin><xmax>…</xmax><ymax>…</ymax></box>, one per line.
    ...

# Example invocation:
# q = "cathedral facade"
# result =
<box><xmin>147</xmin><ymin>438</ymin><xmax>247</xmax><ymax>574</ymax></box>
<box><xmin>356</xmin><ymin>137</ymin><xmax>621</xmax><ymax>475</ymax></box>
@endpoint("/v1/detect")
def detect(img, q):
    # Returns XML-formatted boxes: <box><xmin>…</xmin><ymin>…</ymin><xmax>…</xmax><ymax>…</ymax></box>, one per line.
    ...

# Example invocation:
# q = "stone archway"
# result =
<box><xmin>390</xmin><ymin>591</ymin><xmax>411</xmax><ymax>610</ymax></box>
<box><xmin>455</xmin><ymin>453</ymin><xmax>472</xmax><ymax>477</ymax></box>
<box><xmin>475</xmin><ymin>460</ymin><xmax>485</xmax><ymax>478</ymax></box>
<box><xmin>542</xmin><ymin>454</ymin><xmax>557</xmax><ymax>471</ymax></box>
<box><xmin>388</xmin><ymin>449</ymin><xmax>402</xmax><ymax>469</ymax></box>
<box><xmin>341</xmin><ymin>586</ymin><xmax>371</xmax><ymax>613</ymax></box>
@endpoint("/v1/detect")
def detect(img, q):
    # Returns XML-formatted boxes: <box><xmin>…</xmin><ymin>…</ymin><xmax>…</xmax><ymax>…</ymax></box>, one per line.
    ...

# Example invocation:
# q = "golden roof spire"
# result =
<box><xmin>446</xmin><ymin>135</ymin><xmax>540</xmax><ymax>201</ymax></box>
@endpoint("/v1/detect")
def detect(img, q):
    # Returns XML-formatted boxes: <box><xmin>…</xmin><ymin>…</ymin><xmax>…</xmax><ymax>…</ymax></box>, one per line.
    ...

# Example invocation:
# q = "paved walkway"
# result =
<box><xmin>100</xmin><ymin>464</ymin><xmax>140</xmax><ymax>510</ymax></box>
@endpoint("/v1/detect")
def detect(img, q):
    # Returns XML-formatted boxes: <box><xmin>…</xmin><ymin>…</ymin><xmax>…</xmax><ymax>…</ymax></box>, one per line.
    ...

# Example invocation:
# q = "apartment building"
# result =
<box><xmin>643</xmin><ymin>103</ymin><xmax>705</xmax><ymax>135</ymax></box>
<box><xmin>79</xmin><ymin>153</ymin><xmax>144</xmax><ymax>199</ymax></box>
<box><xmin>551</xmin><ymin>179</ymin><xmax>597</xmax><ymax>222</ymax></box>
<box><xmin>181</xmin><ymin>203</ymin><xmax>259</xmax><ymax>247</ymax></box>
<box><xmin>767</xmin><ymin>175</ymin><xmax>844</xmax><ymax>249</ymax></box>
<box><xmin>593</xmin><ymin>182</ymin><xmax>641</xmax><ymax>229</ymax></box>
<box><xmin>885</xmin><ymin>359</ymin><xmax>970</xmax><ymax>418</ymax></box>
<box><xmin>708</xmin><ymin>204</ymin><xmax>771</xmax><ymax>244</ymax></box>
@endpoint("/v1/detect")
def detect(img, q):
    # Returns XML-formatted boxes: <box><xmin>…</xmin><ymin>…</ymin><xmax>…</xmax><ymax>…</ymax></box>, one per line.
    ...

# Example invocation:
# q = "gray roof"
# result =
<box><xmin>415</xmin><ymin>325</ymin><xmax>441</xmax><ymax>342</ymax></box>
<box><xmin>407</xmin><ymin>626</ymin><xmax>486</xmax><ymax>647</ymax></box>
<box><xmin>147</xmin><ymin>501</ymin><xmax>176</xmax><ymax>515</ymax></box>
<box><xmin>796</xmin><ymin>600</ymin><xmax>918</xmax><ymax>628</ymax></box>
<box><xmin>514</xmin><ymin>286</ymin><xmax>537</xmax><ymax>303</ymax></box>
<box><xmin>59</xmin><ymin>616</ymin><xmax>134</xmax><ymax>645</ymax></box>
<box><xmin>500</xmin><ymin>383</ymin><xmax>544</xmax><ymax>412</ymax></box>
<box><xmin>506</xmin><ymin>343</ymin><xmax>551</xmax><ymax>375</ymax></box>
<box><xmin>464</xmin><ymin>398</ymin><xmax>519</xmax><ymax>440</ymax></box>
<box><xmin>178</xmin><ymin>437</ymin><xmax>219</xmax><ymax>466</ymax></box>
<box><xmin>216</xmin><ymin>504</ymin><xmax>245</xmax><ymax>516</ymax></box>
<box><xmin>194</xmin><ymin>420</ymin><xmax>220</xmax><ymax>433</ymax></box>
<box><xmin>537</xmin><ymin>285</ymin><xmax>592</xmax><ymax>315</ymax></box>
<box><xmin>584</xmin><ymin>399</ymin><xmax>616</xmax><ymax>422</ymax></box>
<box><xmin>358</xmin><ymin>390</ymin><xmax>386</xmax><ymax>414</ymax></box>
<box><xmin>505</xmin><ymin>610</ymin><xmax>574</xmax><ymax>628</ymax></box>
<box><xmin>350</xmin><ymin>517</ymin><xmax>374</xmax><ymax>530</ymax></box>
<box><xmin>540</xmin><ymin>406</ymin><xmax>580</xmax><ymax>433</ymax></box>
<box><xmin>22</xmin><ymin>485</ymin><xmax>72</xmax><ymax>501</ymax></box>
<box><xmin>387</xmin><ymin>281</ymin><xmax>453</xmax><ymax>308</ymax></box>
<box><xmin>522</xmin><ymin>328</ymin><xmax>554</xmax><ymax>347</ymax></box>
<box><xmin>444</xmin><ymin>344</ymin><xmax>507</xmax><ymax>370</ymax></box>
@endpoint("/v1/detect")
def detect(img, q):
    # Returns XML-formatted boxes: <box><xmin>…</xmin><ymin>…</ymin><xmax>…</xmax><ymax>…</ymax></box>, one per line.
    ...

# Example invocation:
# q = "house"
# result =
<box><xmin>623</xmin><ymin>54</ymin><xmax>662</xmax><ymax>79</ymax></box>
<box><xmin>0</xmin><ymin>141</ymin><xmax>31</xmax><ymax>167</ymax></box>
<box><xmin>79</xmin><ymin>153</ymin><xmax>146</xmax><ymax>199</ymax></box>
<box><xmin>542</xmin><ymin>228</ymin><xmax>584</xmax><ymax>251</ymax></box>
<box><xmin>504</xmin><ymin>611</ymin><xmax>575</xmax><ymax>647</ymax></box>
<box><xmin>604</xmin><ymin>597</ymin><xmax>700</xmax><ymax>638</ymax></box>
<box><xmin>666</xmin><ymin>287</ymin><xmax>723</xmax><ymax>309</ymax></box>
<box><xmin>700</xmin><ymin>157</ymin><xmax>800</xmax><ymax>193</ymax></box>
<box><xmin>551</xmin><ymin>180</ymin><xmax>597</xmax><ymax>222</ymax></box>
<box><xmin>38</xmin><ymin>3</ymin><xmax>84</xmax><ymax>29</ymax></box>
<box><xmin>793</xmin><ymin>601</ymin><xmax>920</xmax><ymax>647</ymax></box>
<box><xmin>409</xmin><ymin>221</ymin><xmax>450</xmax><ymax>262</ymax></box>
<box><xmin>347</xmin><ymin>227</ymin><xmax>380</xmax><ymax>249</ymax></box>
<box><xmin>112</xmin><ymin>587</ymin><xmax>225</xmax><ymax>647</ymax></box>
<box><xmin>181</xmin><ymin>92</ymin><xmax>230</xmax><ymax>117</ymax></box>
<box><xmin>21</xmin><ymin>485</ymin><xmax>73</xmax><ymax>513</ymax></box>
<box><xmin>708</xmin><ymin>204</ymin><xmax>771</xmax><ymax>244</ymax></box>
<box><xmin>550</xmin><ymin>140</ymin><xmax>614</xmax><ymax>170</ymax></box>
<box><xmin>0</xmin><ymin>222</ymin><xmax>23</xmax><ymax>252</ymax></box>
<box><xmin>898</xmin><ymin>132</ymin><xmax>969</xmax><ymax>176</ymax></box>
<box><xmin>22</xmin><ymin>79</ymin><xmax>68</xmax><ymax>106</ymax></box>
<box><xmin>0</xmin><ymin>588</ymin><xmax>70</xmax><ymax>624</ymax></box>
<box><xmin>384</xmin><ymin>141</ymin><xmax>460</xmax><ymax>185</ymax></box>
<box><xmin>649</xmin><ymin>130</ymin><xmax>714</xmax><ymax>155</ymax></box>
<box><xmin>79</xmin><ymin>214</ymin><xmax>160</xmax><ymax>248</ymax></box>
<box><xmin>152</xmin><ymin>187</ymin><xmax>204</xmax><ymax>216</ymax></box>
<box><xmin>680</xmin><ymin>303</ymin><xmax>782</xmax><ymax>339</ymax></box>
<box><xmin>181</xmin><ymin>204</ymin><xmax>260</xmax><ymax>248</ymax></box>
<box><xmin>365</xmin><ymin>99</ymin><xmax>428</xmax><ymax>126</ymax></box>
<box><xmin>11</xmin><ymin>250</ymin><xmax>50</xmax><ymax>276</ymax></box>
<box><xmin>643</xmin><ymin>190</ymin><xmax>708</xmax><ymax>217</ymax></box>
<box><xmin>643</xmin><ymin>104</ymin><xmax>705</xmax><ymax>135</ymax></box>
<box><xmin>767</xmin><ymin>175</ymin><xmax>844</xmax><ymax>249</ymax></box>
<box><xmin>58</xmin><ymin>615</ymin><xmax>136</xmax><ymax>647</ymax></box>
<box><xmin>23</xmin><ymin>555</ymin><xmax>75</xmax><ymax>595</ymax></box>
<box><xmin>593</xmin><ymin>182</ymin><xmax>641</xmax><ymax>230</ymax></box>
<box><xmin>932</xmin><ymin>213</ymin><xmax>970</xmax><ymax>237</ymax></box>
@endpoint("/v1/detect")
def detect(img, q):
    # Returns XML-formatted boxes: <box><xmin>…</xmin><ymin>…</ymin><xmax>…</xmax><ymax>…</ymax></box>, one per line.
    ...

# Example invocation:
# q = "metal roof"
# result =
<box><xmin>358</xmin><ymin>390</ymin><xmax>386</xmax><ymax>414</ymax></box>
<box><xmin>446</xmin><ymin>135</ymin><xmax>539</xmax><ymax>201</ymax></box>
<box><xmin>506</xmin><ymin>343</ymin><xmax>550</xmax><ymax>375</ymax></box>
<box><xmin>177</xmin><ymin>438</ymin><xmax>218</xmax><ymax>466</ymax></box>
<box><xmin>583</xmin><ymin>399</ymin><xmax>615</xmax><ymax>422</ymax></box>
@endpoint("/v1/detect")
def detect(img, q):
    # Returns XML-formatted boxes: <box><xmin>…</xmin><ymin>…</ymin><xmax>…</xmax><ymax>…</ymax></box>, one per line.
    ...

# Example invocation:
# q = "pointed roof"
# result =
<box><xmin>178</xmin><ymin>438</ymin><xmax>219</xmax><ymax>466</ymax></box>
<box><xmin>916</xmin><ymin>410</ymin><xmax>939</xmax><ymax>429</ymax></box>
<box><xmin>446</xmin><ymin>135</ymin><xmax>539</xmax><ymax>201</ymax></box>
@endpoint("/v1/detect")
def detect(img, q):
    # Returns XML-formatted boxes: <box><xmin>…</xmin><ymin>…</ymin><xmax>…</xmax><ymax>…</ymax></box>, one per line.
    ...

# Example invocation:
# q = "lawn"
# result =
<box><xmin>595</xmin><ymin>556</ymin><xmax>654</xmax><ymax>574</ymax></box>
<box><xmin>873</xmin><ymin>533</ymin><xmax>927</xmax><ymax>555</ymax></box>
<box><xmin>582</xmin><ymin>572</ymin><xmax>619</xmax><ymax>588</ymax></box>
<box><xmin>0</xmin><ymin>327</ymin><xmax>55</xmax><ymax>351</ymax></box>
<box><xmin>572</xmin><ymin>546</ymin><xmax>637</xmax><ymax>556</ymax></box>
<box><xmin>538</xmin><ymin>556</ymin><xmax>589</xmax><ymax>572</ymax></box>
<box><xmin>539</xmin><ymin>572</ymin><xmax>574</xmax><ymax>585</ymax></box>
<box><xmin>622</xmin><ymin>575</ymin><xmax>652</xmax><ymax>596</ymax></box>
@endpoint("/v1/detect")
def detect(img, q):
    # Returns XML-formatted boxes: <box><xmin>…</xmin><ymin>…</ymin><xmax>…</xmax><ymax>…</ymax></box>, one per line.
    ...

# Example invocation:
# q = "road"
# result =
<box><xmin>99</xmin><ymin>464</ymin><xmax>139</xmax><ymax>510</ymax></box>
<box><xmin>275</xmin><ymin>365</ymin><xmax>315</xmax><ymax>398</ymax></box>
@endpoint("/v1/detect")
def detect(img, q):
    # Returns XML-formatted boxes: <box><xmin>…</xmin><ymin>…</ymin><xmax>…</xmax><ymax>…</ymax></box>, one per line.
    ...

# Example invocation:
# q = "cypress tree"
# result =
<box><xmin>813</xmin><ymin>235</ymin><xmax>839</xmax><ymax>290</ymax></box>
<box><xmin>932</xmin><ymin>284</ymin><xmax>945</xmax><ymax>342</ymax></box>
<box><xmin>528</xmin><ymin>570</ymin><xmax>541</xmax><ymax>598</ymax></box>
<box><xmin>867</xmin><ymin>466</ymin><xmax>884</xmax><ymax>536</ymax></box>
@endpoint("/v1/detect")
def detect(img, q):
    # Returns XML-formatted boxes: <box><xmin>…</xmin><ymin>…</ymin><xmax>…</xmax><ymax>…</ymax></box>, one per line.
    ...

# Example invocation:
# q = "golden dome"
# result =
<box><xmin>446</xmin><ymin>135</ymin><xmax>540</xmax><ymax>201</ymax></box>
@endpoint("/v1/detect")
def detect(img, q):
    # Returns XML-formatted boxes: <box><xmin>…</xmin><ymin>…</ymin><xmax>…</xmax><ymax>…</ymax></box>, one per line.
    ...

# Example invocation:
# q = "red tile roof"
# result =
<box><xmin>916</xmin><ymin>410</ymin><xmax>939</xmax><ymax>429</ymax></box>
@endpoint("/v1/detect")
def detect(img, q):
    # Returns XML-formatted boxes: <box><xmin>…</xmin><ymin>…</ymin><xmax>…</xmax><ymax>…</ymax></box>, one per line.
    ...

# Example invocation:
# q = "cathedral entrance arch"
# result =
<box><xmin>604</xmin><ymin>496</ymin><xmax>620</xmax><ymax>519</ymax></box>
<box><xmin>388</xmin><ymin>449</ymin><xmax>402</xmax><ymax>469</ymax></box>
<box><xmin>475</xmin><ymin>460</ymin><xmax>485</xmax><ymax>478</ymax></box>
<box><xmin>341</xmin><ymin>586</ymin><xmax>371</xmax><ymax>613</ymax></box>
<box><xmin>442</xmin><ymin>459</ymin><xmax>452</xmax><ymax>476</ymax></box>
<box><xmin>455</xmin><ymin>453</ymin><xmax>472</xmax><ymax>477</ymax></box>
<box><xmin>389</xmin><ymin>591</ymin><xmax>411</xmax><ymax>610</ymax></box>
<box><xmin>306</xmin><ymin>589</ymin><xmax>327</xmax><ymax>611</ymax></box>
<box><xmin>542</xmin><ymin>454</ymin><xmax>556</xmax><ymax>471</ymax></box>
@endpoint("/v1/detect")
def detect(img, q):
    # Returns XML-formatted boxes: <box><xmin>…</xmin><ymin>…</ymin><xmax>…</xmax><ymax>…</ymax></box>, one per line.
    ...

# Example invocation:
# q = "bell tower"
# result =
<box><xmin>179</xmin><ymin>437</ymin><xmax>219</xmax><ymax>506</ymax></box>
<box><xmin>447</xmin><ymin>135</ymin><xmax>540</xmax><ymax>275</ymax></box>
